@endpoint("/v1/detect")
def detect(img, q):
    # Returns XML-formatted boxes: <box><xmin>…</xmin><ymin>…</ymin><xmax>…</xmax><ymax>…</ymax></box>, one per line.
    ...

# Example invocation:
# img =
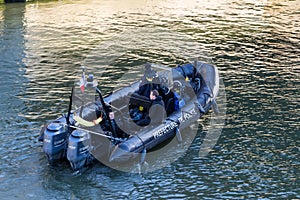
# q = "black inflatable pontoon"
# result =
<box><xmin>40</xmin><ymin>61</ymin><xmax>219</xmax><ymax>170</ymax></box>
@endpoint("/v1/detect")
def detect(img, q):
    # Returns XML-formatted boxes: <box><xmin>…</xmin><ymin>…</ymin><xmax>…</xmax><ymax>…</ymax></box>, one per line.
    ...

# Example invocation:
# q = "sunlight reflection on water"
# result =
<box><xmin>0</xmin><ymin>0</ymin><xmax>299</xmax><ymax>199</ymax></box>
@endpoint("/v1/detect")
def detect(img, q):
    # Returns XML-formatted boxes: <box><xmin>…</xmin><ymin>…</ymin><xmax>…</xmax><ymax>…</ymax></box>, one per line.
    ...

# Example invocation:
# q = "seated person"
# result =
<box><xmin>173</xmin><ymin>80</ymin><xmax>186</xmax><ymax>111</ymax></box>
<box><xmin>130</xmin><ymin>63</ymin><xmax>162</xmax><ymax>121</ymax></box>
<box><xmin>137</xmin><ymin>63</ymin><xmax>161</xmax><ymax>98</ymax></box>
<box><xmin>136</xmin><ymin>90</ymin><xmax>166</xmax><ymax>126</ymax></box>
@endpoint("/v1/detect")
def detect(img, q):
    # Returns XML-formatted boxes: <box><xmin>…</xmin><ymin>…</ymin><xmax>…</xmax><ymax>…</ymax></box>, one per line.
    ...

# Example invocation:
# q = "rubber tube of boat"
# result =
<box><xmin>42</xmin><ymin>119</ymin><xmax>69</xmax><ymax>164</ymax></box>
<box><xmin>67</xmin><ymin>129</ymin><xmax>91</xmax><ymax>171</ymax></box>
<box><xmin>175</xmin><ymin>127</ymin><xmax>182</xmax><ymax>143</ymax></box>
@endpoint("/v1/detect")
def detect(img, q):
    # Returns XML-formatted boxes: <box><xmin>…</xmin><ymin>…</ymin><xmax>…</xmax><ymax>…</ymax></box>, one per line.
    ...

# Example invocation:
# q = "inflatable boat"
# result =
<box><xmin>39</xmin><ymin>61</ymin><xmax>219</xmax><ymax>171</ymax></box>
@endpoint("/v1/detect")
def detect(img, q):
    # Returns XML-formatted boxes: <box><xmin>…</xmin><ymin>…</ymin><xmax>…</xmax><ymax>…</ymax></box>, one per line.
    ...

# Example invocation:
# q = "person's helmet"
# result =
<box><xmin>146</xmin><ymin>70</ymin><xmax>158</xmax><ymax>82</ymax></box>
<box><xmin>86</xmin><ymin>74</ymin><xmax>94</xmax><ymax>86</ymax></box>
<box><xmin>87</xmin><ymin>74</ymin><xmax>94</xmax><ymax>82</ymax></box>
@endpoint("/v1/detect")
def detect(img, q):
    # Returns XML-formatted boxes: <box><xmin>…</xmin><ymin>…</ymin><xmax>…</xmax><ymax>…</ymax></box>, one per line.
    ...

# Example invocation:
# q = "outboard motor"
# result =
<box><xmin>43</xmin><ymin>118</ymin><xmax>69</xmax><ymax>164</ymax></box>
<box><xmin>67</xmin><ymin>129</ymin><xmax>92</xmax><ymax>171</ymax></box>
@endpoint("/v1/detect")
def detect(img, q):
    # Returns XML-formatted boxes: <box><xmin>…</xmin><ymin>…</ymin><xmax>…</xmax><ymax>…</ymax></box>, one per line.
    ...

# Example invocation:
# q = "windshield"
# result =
<box><xmin>71</xmin><ymin>71</ymin><xmax>100</xmax><ymax>122</ymax></box>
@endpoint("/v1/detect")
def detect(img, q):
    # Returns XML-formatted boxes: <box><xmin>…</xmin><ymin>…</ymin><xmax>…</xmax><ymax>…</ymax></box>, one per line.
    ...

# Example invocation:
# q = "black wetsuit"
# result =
<box><xmin>137</xmin><ymin>76</ymin><xmax>161</xmax><ymax>98</ymax></box>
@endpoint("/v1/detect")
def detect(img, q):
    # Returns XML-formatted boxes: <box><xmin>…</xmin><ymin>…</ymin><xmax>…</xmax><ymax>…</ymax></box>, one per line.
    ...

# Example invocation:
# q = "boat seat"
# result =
<box><xmin>129</xmin><ymin>92</ymin><xmax>152</xmax><ymax>111</ymax></box>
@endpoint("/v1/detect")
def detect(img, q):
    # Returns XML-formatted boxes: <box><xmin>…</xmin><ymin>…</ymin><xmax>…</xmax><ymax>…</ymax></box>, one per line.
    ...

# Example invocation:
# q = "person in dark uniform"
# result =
<box><xmin>137</xmin><ymin>63</ymin><xmax>161</xmax><ymax>98</ymax></box>
<box><xmin>136</xmin><ymin>90</ymin><xmax>166</xmax><ymax>126</ymax></box>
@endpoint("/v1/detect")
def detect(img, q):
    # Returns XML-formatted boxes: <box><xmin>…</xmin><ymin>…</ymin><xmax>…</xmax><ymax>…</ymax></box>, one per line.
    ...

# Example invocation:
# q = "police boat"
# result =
<box><xmin>39</xmin><ymin>61</ymin><xmax>220</xmax><ymax>171</ymax></box>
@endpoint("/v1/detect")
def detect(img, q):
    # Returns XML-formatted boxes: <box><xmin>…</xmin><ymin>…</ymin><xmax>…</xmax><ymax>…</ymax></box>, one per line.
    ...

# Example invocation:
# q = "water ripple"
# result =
<box><xmin>0</xmin><ymin>0</ymin><xmax>299</xmax><ymax>199</ymax></box>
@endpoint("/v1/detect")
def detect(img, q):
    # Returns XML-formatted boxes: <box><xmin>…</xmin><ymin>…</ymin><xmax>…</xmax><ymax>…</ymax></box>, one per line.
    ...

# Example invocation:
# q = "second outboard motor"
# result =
<box><xmin>43</xmin><ymin>119</ymin><xmax>69</xmax><ymax>164</ymax></box>
<box><xmin>67</xmin><ymin>129</ymin><xmax>93</xmax><ymax>171</ymax></box>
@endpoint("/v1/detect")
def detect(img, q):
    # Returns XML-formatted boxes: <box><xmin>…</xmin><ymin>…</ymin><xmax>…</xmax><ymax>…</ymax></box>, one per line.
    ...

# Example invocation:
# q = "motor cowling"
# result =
<box><xmin>43</xmin><ymin>120</ymin><xmax>69</xmax><ymax>164</ymax></box>
<box><xmin>67</xmin><ymin>129</ymin><xmax>92</xmax><ymax>171</ymax></box>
